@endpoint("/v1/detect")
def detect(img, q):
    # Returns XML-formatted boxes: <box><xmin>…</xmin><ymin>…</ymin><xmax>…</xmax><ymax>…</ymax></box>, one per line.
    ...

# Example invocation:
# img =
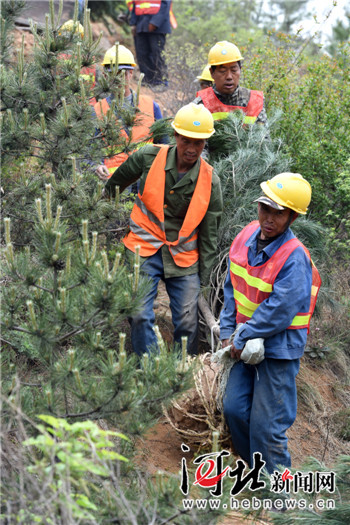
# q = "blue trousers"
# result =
<box><xmin>130</xmin><ymin>250</ymin><xmax>200</xmax><ymax>356</ymax></box>
<box><xmin>134</xmin><ymin>33</ymin><xmax>167</xmax><ymax>85</ymax></box>
<box><xmin>223</xmin><ymin>358</ymin><xmax>300</xmax><ymax>473</ymax></box>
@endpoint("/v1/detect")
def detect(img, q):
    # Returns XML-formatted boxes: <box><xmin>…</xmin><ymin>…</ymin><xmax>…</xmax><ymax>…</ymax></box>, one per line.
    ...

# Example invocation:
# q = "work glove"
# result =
<box><xmin>240</xmin><ymin>338</ymin><xmax>265</xmax><ymax>365</ymax></box>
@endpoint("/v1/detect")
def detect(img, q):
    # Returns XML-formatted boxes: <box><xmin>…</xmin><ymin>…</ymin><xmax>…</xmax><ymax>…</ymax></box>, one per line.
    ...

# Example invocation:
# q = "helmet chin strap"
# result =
<box><xmin>285</xmin><ymin>210</ymin><xmax>298</xmax><ymax>231</ymax></box>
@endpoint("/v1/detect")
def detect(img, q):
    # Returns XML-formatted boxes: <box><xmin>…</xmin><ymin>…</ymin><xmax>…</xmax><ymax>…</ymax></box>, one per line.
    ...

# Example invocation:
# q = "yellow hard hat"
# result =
<box><xmin>208</xmin><ymin>41</ymin><xmax>244</xmax><ymax>66</ymax></box>
<box><xmin>101</xmin><ymin>44</ymin><xmax>136</xmax><ymax>68</ymax></box>
<box><xmin>59</xmin><ymin>19</ymin><xmax>84</xmax><ymax>37</ymax></box>
<box><xmin>197</xmin><ymin>64</ymin><xmax>214</xmax><ymax>82</ymax></box>
<box><xmin>260</xmin><ymin>173</ymin><xmax>312</xmax><ymax>215</ymax></box>
<box><xmin>171</xmin><ymin>103</ymin><xmax>215</xmax><ymax>139</ymax></box>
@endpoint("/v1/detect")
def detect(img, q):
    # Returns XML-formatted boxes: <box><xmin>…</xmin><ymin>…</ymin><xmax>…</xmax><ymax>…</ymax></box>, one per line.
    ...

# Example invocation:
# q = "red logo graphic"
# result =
<box><xmin>194</xmin><ymin>458</ymin><xmax>230</xmax><ymax>488</ymax></box>
<box><xmin>282</xmin><ymin>469</ymin><xmax>293</xmax><ymax>482</ymax></box>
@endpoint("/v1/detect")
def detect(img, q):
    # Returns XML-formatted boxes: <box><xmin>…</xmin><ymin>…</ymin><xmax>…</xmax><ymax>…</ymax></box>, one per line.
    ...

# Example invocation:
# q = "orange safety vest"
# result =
<box><xmin>123</xmin><ymin>145</ymin><xmax>213</xmax><ymax>267</ymax></box>
<box><xmin>197</xmin><ymin>87</ymin><xmax>264</xmax><ymax>124</ymax></box>
<box><xmin>94</xmin><ymin>94</ymin><xmax>154</xmax><ymax>175</ymax></box>
<box><xmin>229</xmin><ymin>221</ymin><xmax>321</xmax><ymax>332</ymax></box>
<box><xmin>134</xmin><ymin>0</ymin><xmax>161</xmax><ymax>15</ymax></box>
<box><xmin>128</xmin><ymin>0</ymin><xmax>177</xmax><ymax>27</ymax></box>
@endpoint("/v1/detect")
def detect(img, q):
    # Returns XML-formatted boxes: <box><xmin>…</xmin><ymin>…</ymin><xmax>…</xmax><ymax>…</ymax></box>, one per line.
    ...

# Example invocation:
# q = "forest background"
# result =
<box><xmin>1</xmin><ymin>0</ymin><xmax>349</xmax><ymax>524</ymax></box>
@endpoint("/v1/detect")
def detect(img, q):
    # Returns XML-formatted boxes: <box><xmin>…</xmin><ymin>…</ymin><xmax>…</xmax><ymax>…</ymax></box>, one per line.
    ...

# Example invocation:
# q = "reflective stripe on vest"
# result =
<box><xmin>134</xmin><ymin>0</ymin><xmax>161</xmax><ymax>15</ymax></box>
<box><xmin>211</xmin><ymin>112</ymin><xmax>257</xmax><ymax>124</ymax></box>
<box><xmin>94</xmin><ymin>95</ymin><xmax>154</xmax><ymax>175</ymax></box>
<box><xmin>123</xmin><ymin>145</ymin><xmax>213</xmax><ymax>267</ymax></box>
<box><xmin>229</xmin><ymin>220</ymin><xmax>321</xmax><ymax>332</ymax></box>
<box><xmin>198</xmin><ymin>87</ymin><xmax>263</xmax><ymax>124</ymax></box>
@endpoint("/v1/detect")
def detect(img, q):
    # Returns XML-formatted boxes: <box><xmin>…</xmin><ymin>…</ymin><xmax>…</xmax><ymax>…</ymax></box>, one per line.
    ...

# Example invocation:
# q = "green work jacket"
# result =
<box><xmin>105</xmin><ymin>144</ymin><xmax>223</xmax><ymax>285</ymax></box>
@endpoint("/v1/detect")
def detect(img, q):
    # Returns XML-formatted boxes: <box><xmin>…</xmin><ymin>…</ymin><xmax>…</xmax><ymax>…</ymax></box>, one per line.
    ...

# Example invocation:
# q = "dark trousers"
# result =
<box><xmin>223</xmin><ymin>358</ymin><xmax>300</xmax><ymax>474</ymax></box>
<box><xmin>134</xmin><ymin>32</ymin><xmax>167</xmax><ymax>85</ymax></box>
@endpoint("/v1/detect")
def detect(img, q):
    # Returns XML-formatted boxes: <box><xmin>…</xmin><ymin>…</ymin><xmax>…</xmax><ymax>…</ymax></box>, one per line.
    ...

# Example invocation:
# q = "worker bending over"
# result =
<box><xmin>220</xmin><ymin>173</ymin><xmax>321</xmax><ymax>473</ymax></box>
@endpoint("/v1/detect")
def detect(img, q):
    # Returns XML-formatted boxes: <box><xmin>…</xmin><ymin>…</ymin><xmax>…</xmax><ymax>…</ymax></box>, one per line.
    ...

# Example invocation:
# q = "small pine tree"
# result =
<box><xmin>1</xmin><ymin>3</ymin><xmax>231</xmax><ymax>523</ymax></box>
<box><xmin>2</xmin><ymin>194</ymin><xmax>193</xmax><ymax>429</ymax></box>
<box><xmin>0</xmin><ymin>0</ymin><xmax>26</xmax><ymax>64</ymax></box>
<box><xmin>1</xmin><ymin>0</ymin><xmax>149</xmax><ymax>248</ymax></box>
<box><xmin>0</xmin><ymin>0</ymin><xmax>197</xmax><ymax>431</ymax></box>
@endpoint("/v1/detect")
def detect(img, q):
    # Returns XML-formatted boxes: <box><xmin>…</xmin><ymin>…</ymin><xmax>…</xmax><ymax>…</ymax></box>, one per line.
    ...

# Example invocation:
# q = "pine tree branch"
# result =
<box><xmin>55</xmin><ymin>308</ymin><xmax>102</xmax><ymax>342</ymax></box>
<box><xmin>1</xmin><ymin>95</ymin><xmax>38</xmax><ymax>106</ymax></box>
<box><xmin>143</xmin><ymin>391</ymin><xmax>179</xmax><ymax>405</ymax></box>
<box><xmin>159</xmin><ymin>509</ymin><xmax>189</xmax><ymax>524</ymax></box>
<box><xmin>3</xmin><ymin>151</ymin><xmax>46</xmax><ymax>160</ymax></box>
<box><xmin>65</xmin><ymin>282</ymin><xmax>85</xmax><ymax>292</ymax></box>
<box><xmin>54</xmin><ymin>376</ymin><xmax>177</xmax><ymax>422</ymax></box>
<box><xmin>32</xmin><ymin>283</ymin><xmax>54</xmax><ymax>294</ymax></box>
<box><xmin>0</xmin><ymin>337</ymin><xmax>17</xmax><ymax>348</ymax></box>
<box><xmin>9</xmin><ymin>326</ymin><xmax>35</xmax><ymax>335</ymax></box>
<box><xmin>13</xmin><ymin>242</ymin><xmax>36</xmax><ymax>247</ymax></box>
<box><xmin>99</xmin><ymin>228</ymin><xmax>125</xmax><ymax>234</ymax></box>
<box><xmin>0</xmin><ymin>336</ymin><xmax>41</xmax><ymax>367</ymax></box>
<box><xmin>25</xmin><ymin>144</ymin><xmax>48</xmax><ymax>151</ymax></box>
<box><xmin>6</xmin><ymin>213</ymin><xmax>36</xmax><ymax>224</ymax></box>
<box><xmin>56</xmin><ymin>385</ymin><xmax>121</xmax><ymax>419</ymax></box>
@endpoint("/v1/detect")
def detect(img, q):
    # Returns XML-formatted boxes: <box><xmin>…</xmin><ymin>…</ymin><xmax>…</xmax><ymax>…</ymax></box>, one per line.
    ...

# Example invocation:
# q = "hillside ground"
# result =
<box><xmin>11</xmin><ymin>17</ymin><xmax>350</xmax><ymax>524</ymax></box>
<box><xmin>138</xmin><ymin>283</ymin><xmax>350</xmax><ymax>524</ymax></box>
<box><xmin>140</xmin><ymin>287</ymin><xmax>350</xmax><ymax>474</ymax></box>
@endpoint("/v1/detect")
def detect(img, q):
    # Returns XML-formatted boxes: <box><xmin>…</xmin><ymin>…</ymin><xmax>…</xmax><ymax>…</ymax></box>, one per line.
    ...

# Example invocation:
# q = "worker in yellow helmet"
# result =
<box><xmin>58</xmin><ymin>19</ymin><xmax>98</xmax><ymax>103</ymax></box>
<box><xmin>194</xmin><ymin>41</ymin><xmax>268</xmax><ymax>126</ymax></box>
<box><xmin>105</xmin><ymin>103</ymin><xmax>223</xmax><ymax>356</ymax></box>
<box><xmin>59</xmin><ymin>19</ymin><xmax>84</xmax><ymax>37</ymax></box>
<box><xmin>196</xmin><ymin>64</ymin><xmax>214</xmax><ymax>91</ymax></box>
<box><xmin>94</xmin><ymin>44</ymin><xmax>164</xmax><ymax>181</ymax></box>
<box><xmin>220</xmin><ymin>172</ymin><xmax>321</xmax><ymax>477</ymax></box>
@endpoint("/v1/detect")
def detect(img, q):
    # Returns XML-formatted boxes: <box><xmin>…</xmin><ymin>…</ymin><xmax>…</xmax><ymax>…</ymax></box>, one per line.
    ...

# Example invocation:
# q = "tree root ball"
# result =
<box><xmin>163</xmin><ymin>353</ymin><xmax>232</xmax><ymax>450</ymax></box>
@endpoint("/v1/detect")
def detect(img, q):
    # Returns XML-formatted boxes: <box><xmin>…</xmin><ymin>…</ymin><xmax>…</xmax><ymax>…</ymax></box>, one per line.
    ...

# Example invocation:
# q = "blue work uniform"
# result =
<box><xmin>130</xmin><ymin>0</ymin><xmax>171</xmax><ymax>86</ymax></box>
<box><xmin>220</xmin><ymin>225</ymin><xmax>312</xmax><ymax>473</ymax></box>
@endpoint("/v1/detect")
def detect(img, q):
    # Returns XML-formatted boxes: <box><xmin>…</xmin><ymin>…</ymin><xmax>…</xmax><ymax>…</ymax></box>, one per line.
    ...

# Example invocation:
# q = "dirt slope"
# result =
<box><xmin>137</xmin><ymin>283</ymin><xmax>350</xmax><ymax>525</ymax></box>
<box><xmin>140</xmin><ymin>343</ymin><xmax>350</xmax><ymax>476</ymax></box>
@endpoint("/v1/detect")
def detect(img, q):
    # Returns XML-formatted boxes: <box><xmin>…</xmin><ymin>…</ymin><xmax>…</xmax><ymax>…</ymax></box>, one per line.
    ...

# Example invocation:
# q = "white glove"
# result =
<box><xmin>240</xmin><ymin>338</ymin><xmax>265</xmax><ymax>365</ymax></box>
